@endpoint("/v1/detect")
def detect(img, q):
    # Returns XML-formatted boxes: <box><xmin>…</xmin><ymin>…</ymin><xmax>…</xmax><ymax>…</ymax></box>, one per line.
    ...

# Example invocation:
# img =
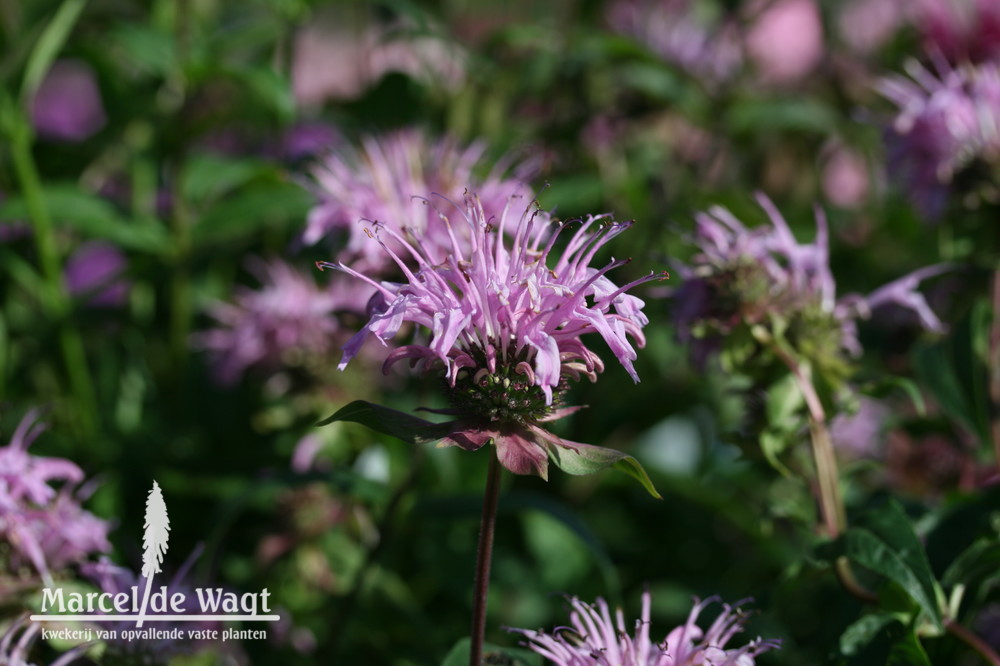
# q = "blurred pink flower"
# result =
<box><xmin>831</xmin><ymin>397</ymin><xmax>890</xmax><ymax>457</ymax></box>
<box><xmin>64</xmin><ymin>241</ymin><xmax>130</xmax><ymax>308</ymax></box>
<box><xmin>82</xmin><ymin>549</ymin><xmax>223</xmax><ymax>661</ymax></box>
<box><xmin>293</xmin><ymin>22</ymin><xmax>464</xmax><ymax>106</ymax></box>
<box><xmin>673</xmin><ymin>195</ymin><xmax>947</xmax><ymax>366</ymax></box>
<box><xmin>194</xmin><ymin>258</ymin><xmax>367</xmax><ymax>385</ymax></box>
<box><xmin>1</xmin><ymin>616</ymin><xmax>92</xmax><ymax>666</ymax></box>
<box><xmin>30</xmin><ymin>59</ymin><xmax>106</xmax><ymax>142</ymax></box>
<box><xmin>878</xmin><ymin>59</ymin><xmax>1000</xmax><ymax>217</ymax></box>
<box><xmin>508</xmin><ymin>590</ymin><xmax>780</xmax><ymax>665</ymax></box>
<box><xmin>821</xmin><ymin>145</ymin><xmax>870</xmax><ymax>208</ymax></box>
<box><xmin>607</xmin><ymin>0</ymin><xmax>743</xmax><ymax>85</ymax></box>
<box><xmin>306</xmin><ymin>129</ymin><xmax>537</xmax><ymax>274</ymax></box>
<box><xmin>0</xmin><ymin>409</ymin><xmax>111</xmax><ymax>583</ymax></box>
<box><xmin>916</xmin><ymin>0</ymin><xmax>1000</xmax><ymax>65</ymax></box>
<box><xmin>746</xmin><ymin>0</ymin><xmax>824</xmax><ymax>84</ymax></box>
<box><xmin>838</xmin><ymin>0</ymin><xmax>909</xmax><ymax>53</ymax></box>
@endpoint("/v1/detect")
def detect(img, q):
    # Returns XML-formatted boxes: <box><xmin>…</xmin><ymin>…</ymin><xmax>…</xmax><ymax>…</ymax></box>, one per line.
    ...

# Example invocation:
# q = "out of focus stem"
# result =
<box><xmin>946</xmin><ymin>619</ymin><xmax>1000</xmax><ymax>666</ymax></box>
<box><xmin>781</xmin><ymin>354</ymin><xmax>877</xmax><ymax>603</ymax></box>
<box><xmin>9</xmin><ymin>116</ymin><xmax>98</xmax><ymax>437</ymax></box>
<box><xmin>989</xmin><ymin>267</ymin><xmax>1000</xmax><ymax>473</ymax></box>
<box><xmin>469</xmin><ymin>453</ymin><xmax>502</xmax><ymax>666</ymax></box>
<box><xmin>168</xmin><ymin>173</ymin><xmax>191</xmax><ymax>375</ymax></box>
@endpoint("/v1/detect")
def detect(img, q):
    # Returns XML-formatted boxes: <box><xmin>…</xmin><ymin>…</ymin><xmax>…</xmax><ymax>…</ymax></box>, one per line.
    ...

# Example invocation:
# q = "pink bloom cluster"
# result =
<box><xmin>673</xmin><ymin>195</ymin><xmax>946</xmax><ymax>365</ymax></box>
<box><xmin>509</xmin><ymin>590</ymin><xmax>780</xmax><ymax>665</ymax></box>
<box><xmin>1</xmin><ymin>616</ymin><xmax>91</xmax><ymax>666</ymax></box>
<box><xmin>606</xmin><ymin>0</ymin><xmax>742</xmax><ymax>85</ymax></box>
<box><xmin>81</xmin><ymin>551</ymin><xmax>222</xmax><ymax>661</ymax></box>
<box><xmin>916</xmin><ymin>0</ymin><xmax>1000</xmax><ymax>65</ymax></box>
<box><xmin>327</xmin><ymin>193</ymin><xmax>657</xmax><ymax>405</ymax></box>
<box><xmin>306</xmin><ymin>130</ymin><xmax>536</xmax><ymax>273</ymax></box>
<box><xmin>0</xmin><ymin>410</ymin><xmax>111</xmax><ymax>584</ymax></box>
<box><xmin>322</xmin><ymin>192</ymin><xmax>663</xmax><ymax>477</ymax></box>
<box><xmin>30</xmin><ymin>59</ymin><xmax>106</xmax><ymax>143</ymax></box>
<box><xmin>194</xmin><ymin>258</ymin><xmax>366</xmax><ymax>385</ymax></box>
<box><xmin>878</xmin><ymin>59</ymin><xmax>1000</xmax><ymax>216</ymax></box>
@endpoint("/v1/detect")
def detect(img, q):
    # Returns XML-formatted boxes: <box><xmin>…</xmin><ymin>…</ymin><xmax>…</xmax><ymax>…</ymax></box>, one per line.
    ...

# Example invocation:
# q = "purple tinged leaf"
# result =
<box><xmin>317</xmin><ymin>400</ymin><xmax>459</xmax><ymax>445</ymax></box>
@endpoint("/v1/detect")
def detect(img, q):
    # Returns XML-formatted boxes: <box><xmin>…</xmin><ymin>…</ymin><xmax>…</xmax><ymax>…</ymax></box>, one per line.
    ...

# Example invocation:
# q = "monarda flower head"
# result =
<box><xmin>194</xmin><ymin>258</ymin><xmax>371</xmax><ymax>386</ymax></box>
<box><xmin>318</xmin><ymin>192</ymin><xmax>664</xmax><ymax>491</ymax></box>
<box><xmin>672</xmin><ymin>195</ymin><xmax>946</xmax><ymax>377</ymax></box>
<box><xmin>0</xmin><ymin>409</ymin><xmax>111</xmax><ymax>586</ymax></box>
<box><xmin>305</xmin><ymin>129</ymin><xmax>536</xmax><ymax>274</ymax></box>
<box><xmin>878</xmin><ymin>58</ymin><xmax>1000</xmax><ymax>218</ymax></box>
<box><xmin>507</xmin><ymin>590</ymin><xmax>780</xmax><ymax>665</ymax></box>
<box><xmin>606</xmin><ymin>0</ymin><xmax>743</xmax><ymax>87</ymax></box>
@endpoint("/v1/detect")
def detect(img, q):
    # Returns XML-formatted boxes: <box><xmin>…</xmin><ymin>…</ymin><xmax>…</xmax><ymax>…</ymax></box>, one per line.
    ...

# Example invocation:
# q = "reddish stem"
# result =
<box><xmin>946</xmin><ymin>619</ymin><xmax>1000</xmax><ymax>666</ymax></box>
<box><xmin>469</xmin><ymin>454</ymin><xmax>502</xmax><ymax>666</ymax></box>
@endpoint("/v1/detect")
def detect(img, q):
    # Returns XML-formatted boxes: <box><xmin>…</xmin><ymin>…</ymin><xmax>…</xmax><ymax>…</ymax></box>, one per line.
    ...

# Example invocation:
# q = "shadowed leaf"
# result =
<box><xmin>317</xmin><ymin>400</ymin><xmax>457</xmax><ymax>445</ymax></box>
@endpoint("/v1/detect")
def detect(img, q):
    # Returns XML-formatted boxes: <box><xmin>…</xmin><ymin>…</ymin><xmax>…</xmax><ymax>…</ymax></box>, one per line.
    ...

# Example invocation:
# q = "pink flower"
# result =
<box><xmin>821</xmin><ymin>145</ymin><xmax>870</xmax><ymax>208</ymax></box>
<box><xmin>915</xmin><ymin>0</ymin><xmax>1000</xmax><ymax>65</ymax></box>
<box><xmin>878</xmin><ymin>59</ymin><xmax>1000</xmax><ymax>217</ymax></box>
<box><xmin>607</xmin><ymin>0</ymin><xmax>743</xmax><ymax>86</ymax></box>
<box><xmin>673</xmin><ymin>195</ymin><xmax>947</xmax><ymax>367</ymax></box>
<box><xmin>292</xmin><ymin>21</ymin><xmax>464</xmax><ymax>106</ymax></box>
<box><xmin>508</xmin><ymin>590</ymin><xmax>780</xmax><ymax>665</ymax></box>
<box><xmin>0</xmin><ymin>410</ymin><xmax>111</xmax><ymax>583</ymax></box>
<box><xmin>30</xmin><ymin>60</ymin><xmax>106</xmax><ymax>142</ymax></box>
<box><xmin>320</xmin><ymin>192</ymin><xmax>664</xmax><ymax>478</ymax></box>
<box><xmin>746</xmin><ymin>0</ymin><xmax>824</xmax><ymax>84</ymax></box>
<box><xmin>306</xmin><ymin>130</ymin><xmax>536</xmax><ymax>274</ymax></box>
<box><xmin>194</xmin><ymin>258</ymin><xmax>365</xmax><ymax>385</ymax></box>
<box><xmin>831</xmin><ymin>397</ymin><xmax>891</xmax><ymax>458</ymax></box>
<box><xmin>63</xmin><ymin>241</ymin><xmax>130</xmax><ymax>308</ymax></box>
<box><xmin>837</xmin><ymin>0</ymin><xmax>909</xmax><ymax>54</ymax></box>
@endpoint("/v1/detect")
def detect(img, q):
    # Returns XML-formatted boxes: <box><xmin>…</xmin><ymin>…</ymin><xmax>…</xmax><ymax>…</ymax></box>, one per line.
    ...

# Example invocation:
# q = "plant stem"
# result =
<box><xmin>469</xmin><ymin>453</ymin><xmax>502</xmax><ymax>666</ymax></box>
<box><xmin>10</xmin><ymin>116</ymin><xmax>98</xmax><ymax>437</ymax></box>
<box><xmin>946</xmin><ymin>619</ymin><xmax>1000</xmax><ymax>666</ymax></box>
<box><xmin>989</xmin><ymin>266</ymin><xmax>1000</xmax><ymax>473</ymax></box>
<box><xmin>168</xmin><ymin>172</ymin><xmax>191</xmax><ymax>377</ymax></box>
<box><xmin>781</xmin><ymin>354</ymin><xmax>877</xmax><ymax>603</ymax></box>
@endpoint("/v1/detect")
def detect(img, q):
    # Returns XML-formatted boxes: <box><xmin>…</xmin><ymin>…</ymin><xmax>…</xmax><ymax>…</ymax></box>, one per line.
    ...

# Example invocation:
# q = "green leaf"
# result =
<box><xmin>547</xmin><ymin>442</ymin><xmax>661</xmax><ymax>499</ymax></box>
<box><xmin>536</xmin><ymin>175</ymin><xmax>605</xmax><ymax>218</ymax></box>
<box><xmin>440</xmin><ymin>637</ymin><xmax>541</xmax><ymax>666</ymax></box>
<box><xmin>0</xmin><ymin>247</ymin><xmax>46</xmax><ymax>294</ymax></box>
<box><xmin>316</xmin><ymin>400</ymin><xmax>457</xmax><ymax>445</ymax></box>
<box><xmin>0</xmin><ymin>186</ymin><xmax>169</xmax><ymax>252</ymax></box>
<box><xmin>727</xmin><ymin>98</ymin><xmax>838</xmax><ymax>134</ymax></box>
<box><xmin>942</xmin><ymin>538</ymin><xmax>1000</xmax><ymax>591</ymax></box>
<box><xmin>865</xmin><ymin>377</ymin><xmax>927</xmax><ymax>416</ymax></box>
<box><xmin>234</xmin><ymin>66</ymin><xmax>296</xmax><ymax>122</ymax></box>
<box><xmin>759</xmin><ymin>429</ymin><xmax>795</xmax><ymax>478</ymax></box>
<box><xmin>886</xmin><ymin>628</ymin><xmax>932</xmax><ymax>666</ymax></box>
<box><xmin>846</xmin><ymin>502</ymin><xmax>943</xmax><ymax>629</ymax></box>
<box><xmin>181</xmin><ymin>154</ymin><xmax>276</xmax><ymax>206</ymax></box>
<box><xmin>765</xmin><ymin>373</ymin><xmax>804</xmax><ymax>431</ymax></box>
<box><xmin>913</xmin><ymin>341</ymin><xmax>983</xmax><ymax>439</ymax></box>
<box><xmin>619</xmin><ymin>62</ymin><xmax>685</xmax><ymax>102</ymax></box>
<box><xmin>840</xmin><ymin>612</ymin><xmax>905</xmax><ymax>656</ymax></box>
<box><xmin>504</xmin><ymin>491</ymin><xmax>621</xmax><ymax>594</ymax></box>
<box><xmin>20</xmin><ymin>0</ymin><xmax>86</xmax><ymax>104</ymax></box>
<box><xmin>193</xmin><ymin>181</ymin><xmax>312</xmax><ymax>245</ymax></box>
<box><xmin>109</xmin><ymin>23</ymin><xmax>175</xmax><ymax>76</ymax></box>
